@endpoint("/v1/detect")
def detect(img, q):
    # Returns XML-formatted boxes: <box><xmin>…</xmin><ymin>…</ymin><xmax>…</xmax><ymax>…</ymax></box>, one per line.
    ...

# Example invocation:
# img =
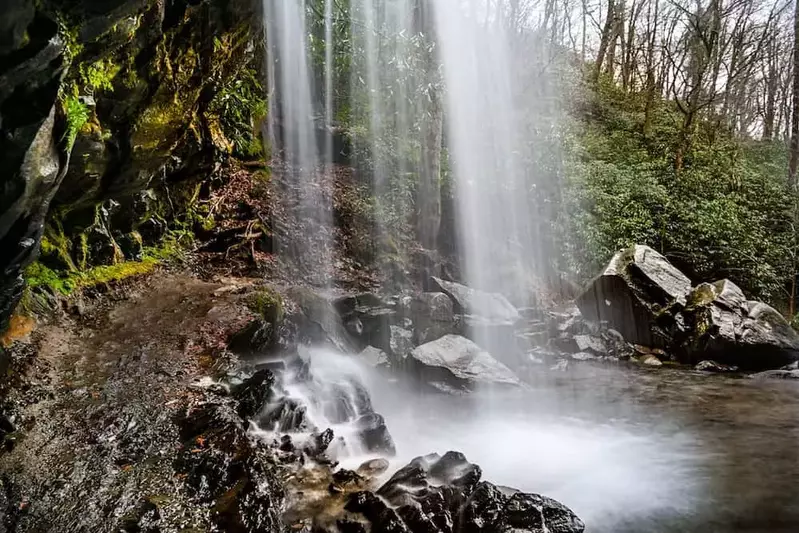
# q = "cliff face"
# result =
<box><xmin>0</xmin><ymin>0</ymin><xmax>265</xmax><ymax>335</ymax></box>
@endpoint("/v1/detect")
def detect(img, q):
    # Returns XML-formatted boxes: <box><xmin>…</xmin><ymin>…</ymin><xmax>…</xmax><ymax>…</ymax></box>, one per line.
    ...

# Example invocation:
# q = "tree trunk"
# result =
<box><xmin>594</xmin><ymin>0</ymin><xmax>616</xmax><ymax>81</ymax></box>
<box><xmin>415</xmin><ymin>0</ymin><xmax>442</xmax><ymax>251</ymax></box>
<box><xmin>643</xmin><ymin>0</ymin><xmax>659</xmax><ymax>137</ymax></box>
<box><xmin>790</xmin><ymin>0</ymin><xmax>799</xmax><ymax>184</ymax></box>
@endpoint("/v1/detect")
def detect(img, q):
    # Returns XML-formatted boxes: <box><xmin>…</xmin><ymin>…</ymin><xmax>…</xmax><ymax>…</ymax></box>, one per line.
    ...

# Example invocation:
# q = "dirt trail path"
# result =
<box><xmin>0</xmin><ymin>274</ymin><xmax>247</xmax><ymax>532</ymax></box>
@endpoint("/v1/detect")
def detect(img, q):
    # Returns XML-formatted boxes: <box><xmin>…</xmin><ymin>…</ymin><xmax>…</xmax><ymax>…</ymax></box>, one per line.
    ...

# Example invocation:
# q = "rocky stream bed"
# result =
<box><xmin>1</xmin><ymin>243</ymin><xmax>798</xmax><ymax>532</ymax></box>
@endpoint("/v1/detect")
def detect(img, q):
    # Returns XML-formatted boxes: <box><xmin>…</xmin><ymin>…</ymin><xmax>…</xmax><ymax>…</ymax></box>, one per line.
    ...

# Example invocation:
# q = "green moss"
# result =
<box><xmin>39</xmin><ymin>225</ymin><xmax>76</xmax><ymax>272</ymax></box>
<box><xmin>24</xmin><ymin>232</ymin><xmax>191</xmax><ymax>298</ymax></box>
<box><xmin>247</xmin><ymin>288</ymin><xmax>284</xmax><ymax>324</ymax></box>
<box><xmin>26</xmin><ymin>262</ymin><xmax>77</xmax><ymax>296</ymax></box>
<box><xmin>686</xmin><ymin>283</ymin><xmax>717</xmax><ymax>311</ymax></box>
<box><xmin>132</xmin><ymin>104</ymin><xmax>187</xmax><ymax>152</ymax></box>
<box><xmin>79</xmin><ymin>58</ymin><xmax>121</xmax><ymax>94</ymax></box>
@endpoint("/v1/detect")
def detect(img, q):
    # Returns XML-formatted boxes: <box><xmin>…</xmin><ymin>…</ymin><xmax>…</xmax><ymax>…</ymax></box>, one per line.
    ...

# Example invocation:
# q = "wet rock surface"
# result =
<box><xmin>0</xmin><ymin>276</ymin><xmax>275</xmax><ymax>531</ymax></box>
<box><xmin>681</xmin><ymin>282</ymin><xmax>799</xmax><ymax>370</ymax></box>
<box><xmin>409</xmin><ymin>335</ymin><xmax>521</xmax><ymax>391</ymax></box>
<box><xmin>0</xmin><ymin>273</ymin><xmax>587</xmax><ymax>533</ymax></box>
<box><xmin>576</xmin><ymin>246</ymin><xmax>799</xmax><ymax>371</ymax></box>
<box><xmin>431</xmin><ymin>277</ymin><xmax>521</xmax><ymax>323</ymax></box>
<box><xmin>341</xmin><ymin>452</ymin><xmax>585</xmax><ymax>533</ymax></box>
<box><xmin>577</xmin><ymin>245</ymin><xmax>691</xmax><ymax>349</ymax></box>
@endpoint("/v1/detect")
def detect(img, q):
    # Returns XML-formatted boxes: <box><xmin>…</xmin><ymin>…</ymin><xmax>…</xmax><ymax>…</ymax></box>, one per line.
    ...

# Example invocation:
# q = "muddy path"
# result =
<box><xmin>0</xmin><ymin>273</ymin><xmax>253</xmax><ymax>532</ymax></box>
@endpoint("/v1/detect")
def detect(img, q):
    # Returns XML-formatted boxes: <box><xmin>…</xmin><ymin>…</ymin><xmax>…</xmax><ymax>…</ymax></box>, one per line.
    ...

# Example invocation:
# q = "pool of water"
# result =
<box><xmin>361</xmin><ymin>363</ymin><xmax>799</xmax><ymax>532</ymax></box>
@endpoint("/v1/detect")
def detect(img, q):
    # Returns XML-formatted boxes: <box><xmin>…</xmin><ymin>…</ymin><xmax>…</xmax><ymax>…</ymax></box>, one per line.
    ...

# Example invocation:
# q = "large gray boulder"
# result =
<box><xmin>409</xmin><ymin>335</ymin><xmax>520</xmax><ymax>391</ymax></box>
<box><xmin>577</xmin><ymin>245</ymin><xmax>692</xmax><ymax>348</ymax></box>
<box><xmin>411</xmin><ymin>292</ymin><xmax>457</xmax><ymax>344</ymax></box>
<box><xmin>681</xmin><ymin>280</ymin><xmax>799</xmax><ymax>371</ymax></box>
<box><xmin>432</xmin><ymin>277</ymin><xmax>521</xmax><ymax>322</ymax></box>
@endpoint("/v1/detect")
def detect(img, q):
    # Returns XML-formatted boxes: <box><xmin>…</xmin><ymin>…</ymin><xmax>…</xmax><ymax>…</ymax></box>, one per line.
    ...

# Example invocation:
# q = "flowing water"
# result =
<box><xmin>263</xmin><ymin>349</ymin><xmax>799</xmax><ymax>533</ymax></box>
<box><xmin>263</xmin><ymin>2</ymin><xmax>799</xmax><ymax>532</ymax></box>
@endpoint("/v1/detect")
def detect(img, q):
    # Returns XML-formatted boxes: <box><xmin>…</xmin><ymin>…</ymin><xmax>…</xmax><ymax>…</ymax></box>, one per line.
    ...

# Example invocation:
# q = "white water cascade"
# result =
<box><xmin>261</xmin><ymin>2</ymin><xmax>704</xmax><ymax>533</ymax></box>
<box><xmin>263</xmin><ymin>0</ymin><xmax>334</xmax><ymax>284</ymax></box>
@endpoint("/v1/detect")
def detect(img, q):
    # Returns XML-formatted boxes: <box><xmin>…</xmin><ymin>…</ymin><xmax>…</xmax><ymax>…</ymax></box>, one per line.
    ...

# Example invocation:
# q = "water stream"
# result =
<box><xmin>261</xmin><ymin>2</ymin><xmax>799</xmax><ymax>532</ymax></box>
<box><xmin>258</xmin><ymin>349</ymin><xmax>799</xmax><ymax>532</ymax></box>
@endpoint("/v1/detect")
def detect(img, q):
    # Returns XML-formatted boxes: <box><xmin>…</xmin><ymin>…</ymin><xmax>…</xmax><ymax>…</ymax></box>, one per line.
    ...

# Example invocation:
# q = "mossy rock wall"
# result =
<box><xmin>0</xmin><ymin>0</ymin><xmax>267</xmax><ymax>332</ymax></box>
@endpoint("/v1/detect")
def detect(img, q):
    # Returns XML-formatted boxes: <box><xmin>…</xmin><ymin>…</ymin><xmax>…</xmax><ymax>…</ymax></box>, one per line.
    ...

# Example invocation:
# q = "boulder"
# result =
<box><xmin>577</xmin><ymin>245</ymin><xmax>691</xmax><ymax>348</ymax></box>
<box><xmin>358</xmin><ymin>346</ymin><xmax>390</xmax><ymax>369</ymax></box>
<box><xmin>230</xmin><ymin>369</ymin><xmax>275</xmax><ymax>419</ymax></box>
<box><xmin>750</xmin><ymin>369</ymin><xmax>799</xmax><ymax>380</ymax></box>
<box><xmin>409</xmin><ymin>335</ymin><xmax>520</xmax><ymax>391</ymax></box>
<box><xmin>286</xmin><ymin>287</ymin><xmax>359</xmax><ymax>353</ymax></box>
<box><xmin>343</xmin><ymin>452</ymin><xmax>585</xmax><ymax>533</ymax></box>
<box><xmin>335</xmin><ymin>292</ymin><xmax>396</xmax><ymax>350</ymax></box>
<box><xmin>639</xmin><ymin>354</ymin><xmax>663</xmax><ymax>367</ymax></box>
<box><xmin>573</xmin><ymin>335</ymin><xmax>608</xmax><ymax>356</ymax></box>
<box><xmin>695</xmin><ymin>360</ymin><xmax>738</xmax><ymax>373</ymax></box>
<box><xmin>431</xmin><ymin>277</ymin><xmax>521</xmax><ymax>323</ymax></box>
<box><xmin>411</xmin><ymin>292</ymin><xmax>457</xmax><ymax>344</ymax></box>
<box><xmin>389</xmin><ymin>326</ymin><xmax>414</xmax><ymax>359</ymax></box>
<box><xmin>355</xmin><ymin>413</ymin><xmax>396</xmax><ymax>455</ymax></box>
<box><xmin>681</xmin><ymin>280</ymin><xmax>799</xmax><ymax>370</ymax></box>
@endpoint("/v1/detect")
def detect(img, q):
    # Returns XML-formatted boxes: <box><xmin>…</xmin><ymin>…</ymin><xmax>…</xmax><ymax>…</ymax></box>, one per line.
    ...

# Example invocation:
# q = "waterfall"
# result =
<box><xmin>263</xmin><ymin>0</ymin><xmax>334</xmax><ymax>285</ymax></box>
<box><xmin>431</xmin><ymin>1</ymin><xmax>556</xmax><ymax>303</ymax></box>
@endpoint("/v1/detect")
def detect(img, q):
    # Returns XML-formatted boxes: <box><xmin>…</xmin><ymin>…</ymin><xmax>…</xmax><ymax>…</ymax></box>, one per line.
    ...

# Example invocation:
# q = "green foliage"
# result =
<box><xmin>79</xmin><ymin>58</ymin><xmax>121</xmax><ymax>94</ymax></box>
<box><xmin>61</xmin><ymin>91</ymin><xmax>90</xmax><ymax>150</ymax></box>
<box><xmin>209</xmin><ymin>65</ymin><xmax>267</xmax><ymax>159</ymax></box>
<box><xmin>564</xmin><ymin>85</ymin><xmax>796</xmax><ymax>303</ymax></box>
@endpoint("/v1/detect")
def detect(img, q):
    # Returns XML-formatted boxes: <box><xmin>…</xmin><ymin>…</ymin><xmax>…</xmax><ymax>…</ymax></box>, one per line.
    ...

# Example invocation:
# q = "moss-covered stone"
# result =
<box><xmin>247</xmin><ymin>288</ymin><xmax>285</xmax><ymax>326</ymax></box>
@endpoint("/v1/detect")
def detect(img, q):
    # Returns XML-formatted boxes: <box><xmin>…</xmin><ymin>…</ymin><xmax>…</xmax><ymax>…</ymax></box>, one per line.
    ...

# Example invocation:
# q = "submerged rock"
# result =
<box><xmin>409</xmin><ymin>335</ymin><xmax>520</xmax><ymax>391</ymax></box>
<box><xmin>639</xmin><ymin>354</ymin><xmax>663</xmax><ymax>367</ymax></box>
<box><xmin>695</xmin><ymin>360</ymin><xmax>739</xmax><ymax>373</ymax></box>
<box><xmin>750</xmin><ymin>369</ymin><xmax>799</xmax><ymax>380</ymax></box>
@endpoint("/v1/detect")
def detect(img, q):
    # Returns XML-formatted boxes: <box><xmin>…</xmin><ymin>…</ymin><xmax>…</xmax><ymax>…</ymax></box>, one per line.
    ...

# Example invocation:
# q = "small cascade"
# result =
<box><xmin>251</xmin><ymin>347</ymin><xmax>395</xmax><ymax>461</ymax></box>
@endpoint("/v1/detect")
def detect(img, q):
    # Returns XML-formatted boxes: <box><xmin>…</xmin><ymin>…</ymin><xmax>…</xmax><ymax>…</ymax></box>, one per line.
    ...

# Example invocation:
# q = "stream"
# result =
<box><xmin>284</xmin><ymin>349</ymin><xmax>799</xmax><ymax>533</ymax></box>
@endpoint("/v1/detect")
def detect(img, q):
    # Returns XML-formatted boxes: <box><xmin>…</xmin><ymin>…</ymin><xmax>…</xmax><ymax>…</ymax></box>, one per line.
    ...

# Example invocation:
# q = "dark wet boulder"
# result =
<box><xmin>431</xmin><ymin>277</ymin><xmax>521</xmax><ymax>323</ymax></box>
<box><xmin>174</xmin><ymin>396</ymin><xmax>284</xmax><ymax>532</ymax></box>
<box><xmin>287</xmin><ymin>287</ymin><xmax>359</xmax><ymax>352</ymax></box>
<box><xmin>409</xmin><ymin>335</ymin><xmax>520</xmax><ymax>392</ymax></box>
<box><xmin>344</xmin><ymin>452</ymin><xmax>584</xmax><ymax>533</ymax></box>
<box><xmin>680</xmin><ymin>280</ymin><xmax>799</xmax><ymax>371</ymax></box>
<box><xmin>412</xmin><ymin>292</ymin><xmax>457</xmax><ymax>344</ymax></box>
<box><xmin>577</xmin><ymin>245</ymin><xmax>692</xmax><ymax>348</ymax></box>
<box><xmin>355</xmin><ymin>413</ymin><xmax>396</xmax><ymax>455</ymax></box>
<box><xmin>259</xmin><ymin>397</ymin><xmax>310</xmax><ymax>432</ymax></box>
<box><xmin>335</xmin><ymin>292</ymin><xmax>396</xmax><ymax>349</ymax></box>
<box><xmin>230</xmin><ymin>369</ymin><xmax>275</xmax><ymax>419</ymax></box>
